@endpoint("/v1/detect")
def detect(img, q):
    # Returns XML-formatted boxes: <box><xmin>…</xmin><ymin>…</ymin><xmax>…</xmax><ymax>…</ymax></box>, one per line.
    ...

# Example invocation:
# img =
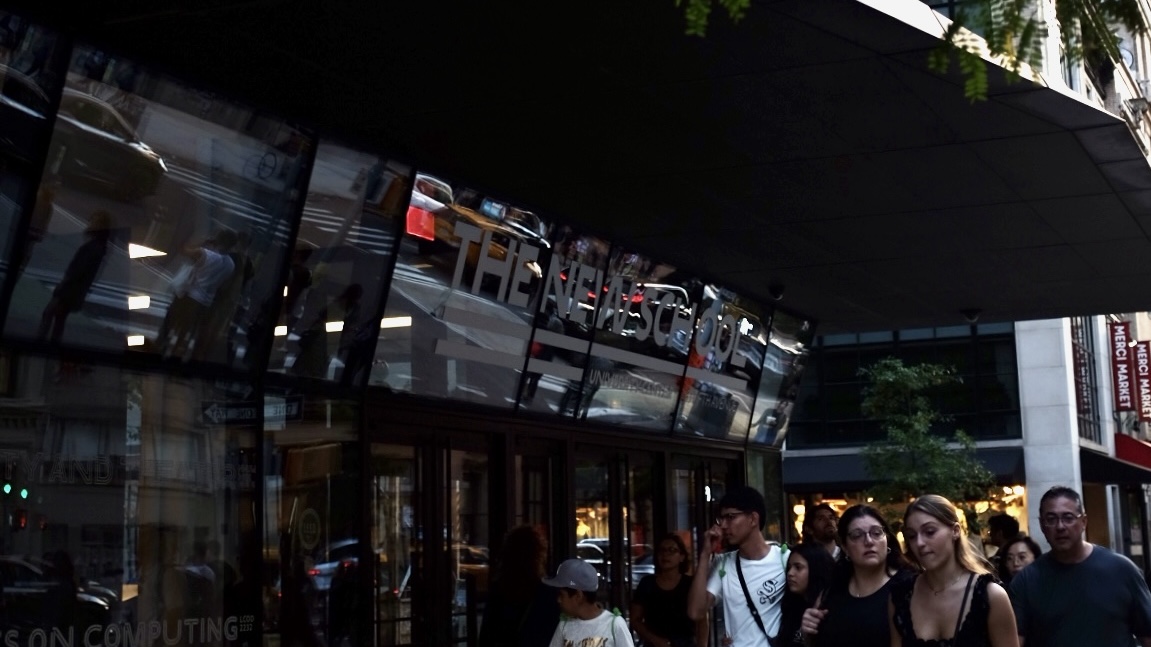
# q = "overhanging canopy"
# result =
<box><xmin>783</xmin><ymin>446</ymin><xmax>1026</xmax><ymax>493</ymax></box>
<box><xmin>9</xmin><ymin>0</ymin><xmax>1151</xmax><ymax>333</ymax></box>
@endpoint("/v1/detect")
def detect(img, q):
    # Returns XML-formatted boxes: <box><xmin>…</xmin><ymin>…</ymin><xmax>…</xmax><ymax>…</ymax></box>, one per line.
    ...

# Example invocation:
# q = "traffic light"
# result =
<box><xmin>11</xmin><ymin>508</ymin><xmax>27</xmax><ymax>532</ymax></box>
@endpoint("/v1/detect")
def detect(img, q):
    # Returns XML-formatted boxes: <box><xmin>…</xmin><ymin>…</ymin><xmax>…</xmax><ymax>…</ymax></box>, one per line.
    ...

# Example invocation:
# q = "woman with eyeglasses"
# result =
<box><xmin>800</xmin><ymin>504</ymin><xmax>913</xmax><ymax>647</ymax></box>
<box><xmin>775</xmin><ymin>542</ymin><xmax>835</xmax><ymax>647</ymax></box>
<box><xmin>995</xmin><ymin>535</ymin><xmax>1041</xmax><ymax>586</ymax></box>
<box><xmin>890</xmin><ymin>494</ymin><xmax>1018</xmax><ymax>647</ymax></box>
<box><xmin>630</xmin><ymin>533</ymin><xmax>708</xmax><ymax>647</ymax></box>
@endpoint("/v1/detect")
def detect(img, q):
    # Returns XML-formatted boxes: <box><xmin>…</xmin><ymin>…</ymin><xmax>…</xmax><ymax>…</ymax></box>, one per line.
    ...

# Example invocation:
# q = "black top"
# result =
<box><xmin>814</xmin><ymin>571</ymin><xmax>912</xmax><ymax>647</ymax></box>
<box><xmin>633</xmin><ymin>574</ymin><xmax>696</xmax><ymax>642</ymax></box>
<box><xmin>891</xmin><ymin>573</ymin><xmax>993</xmax><ymax>647</ymax></box>
<box><xmin>478</xmin><ymin>579</ymin><xmax>560</xmax><ymax>647</ymax></box>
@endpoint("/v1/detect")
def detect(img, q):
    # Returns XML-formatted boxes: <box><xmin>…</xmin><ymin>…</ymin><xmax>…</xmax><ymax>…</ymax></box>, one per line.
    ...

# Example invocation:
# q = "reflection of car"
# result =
<box><xmin>0</xmin><ymin>65</ymin><xmax>51</xmax><ymax>164</ymax></box>
<box><xmin>406</xmin><ymin>173</ymin><xmax>453</xmax><ymax>246</ymax></box>
<box><xmin>309</xmin><ymin>538</ymin><xmax>360</xmax><ymax>592</ymax></box>
<box><xmin>452</xmin><ymin>544</ymin><xmax>490</xmax><ymax>595</ymax></box>
<box><xmin>49</xmin><ymin>87</ymin><xmax>167</xmax><ymax>200</ymax></box>
<box><xmin>576</xmin><ymin>539</ymin><xmax>653</xmax><ymax>589</ymax></box>
<box><xmin>0</xmin><ymin>555</ymin><xmax>112</xmax><ymax>630</ymax></box>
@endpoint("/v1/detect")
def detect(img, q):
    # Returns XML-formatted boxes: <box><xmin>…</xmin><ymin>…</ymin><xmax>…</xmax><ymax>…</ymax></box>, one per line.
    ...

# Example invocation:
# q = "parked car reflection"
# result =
<box><xmin>48</xmin><ymin>87</ymin><xmax>167</xmax><ymax>200</ymax></box>
<box><xmin>0</xmin><ymin>554</ymin><xmax>113</xmax><ymax>633</ymax></box>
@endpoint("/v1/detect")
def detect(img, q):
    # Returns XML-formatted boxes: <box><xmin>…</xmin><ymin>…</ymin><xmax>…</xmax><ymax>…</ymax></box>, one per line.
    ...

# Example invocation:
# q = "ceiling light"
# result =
<box><xmin>380</xmin><ymin>316</ymin><xmax>412</xmax><ymax>329</ymax></box>
<box><xmin>126</xmin><ymin>335</ymin><xmax>145</xmax><ymax>346</ymax></box>
<box><xmin>127</xmin><ymin>296</ymin><xmax>150</xmax><ymax>310</ymax></box>
<box><xmin>273</xmin><ymin>326</ymin><xmax>288</xmax><ymax>337</ymax></box>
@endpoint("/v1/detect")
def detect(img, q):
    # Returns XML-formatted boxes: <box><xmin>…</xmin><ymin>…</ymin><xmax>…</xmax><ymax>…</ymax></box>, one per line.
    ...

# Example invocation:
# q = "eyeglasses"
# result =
<box><xmin>1040</xmin><ymin>513</ymin><xmax>1083</xmax><ymax>528</ymax></box>
<box><xmin>715</xmin><ymin>512</ymin><xmax>748</xmax><ymax>526</ymax></box>
<box><xmin>846</xmin><ymin>527</ymin><xmax>885</xmax><ymax>543</ymax></box>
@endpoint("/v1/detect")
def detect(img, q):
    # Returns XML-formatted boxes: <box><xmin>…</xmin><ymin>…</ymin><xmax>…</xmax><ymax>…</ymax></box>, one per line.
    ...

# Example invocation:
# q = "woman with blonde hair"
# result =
<box><xmin>890</xmin><ymin>494</ymin><xmax>1018</xmax><ymax>647</ymax></box>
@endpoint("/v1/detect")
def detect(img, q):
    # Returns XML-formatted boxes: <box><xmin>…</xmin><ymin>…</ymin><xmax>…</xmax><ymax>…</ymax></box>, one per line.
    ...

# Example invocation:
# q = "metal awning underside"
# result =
<box><xmin>12</xmin><ymin>0</ymin><xmax>1151</xmax><ymax>333</ymax></box>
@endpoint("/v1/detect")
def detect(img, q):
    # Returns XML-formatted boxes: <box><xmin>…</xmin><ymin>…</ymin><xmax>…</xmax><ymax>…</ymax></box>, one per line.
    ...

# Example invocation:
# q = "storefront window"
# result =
<box><xmin>0</xmin><ymin>354</ymin><xmax>258</xmax><ymax>647</ymax></box>
<box><xmin>265</xmin><ymin>142</ymin><xmax>409</xmax><ymax>384</ymax></box>
<box><xmin>6</xmin><ymin>44</ymin><xmax>311</xmax><ymax>367</ymax></box>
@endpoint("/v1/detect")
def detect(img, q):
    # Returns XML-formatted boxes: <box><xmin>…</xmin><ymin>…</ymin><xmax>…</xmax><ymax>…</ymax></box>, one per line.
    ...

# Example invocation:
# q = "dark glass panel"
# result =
<box><xmin>6</xmin><ymin>43</ymin><xmax>311</xmax><ymax>369</ymax></box>
<box><xmin>676</xmin><ymin>285</ymin><xmax>769</xmax><ymax>441</ymax></box>
<box><xmin>0</xmin><ymin>354</ymin><xmax>258</xmax><ymax>646</ymax></box>
<box><xmin>0</xmin><ymin>12</ymin><xmax>65</xmax><ymax>287</ymax></box>
<box><xmin>576</xmin><ymin>248</ymin><xmax>700</xmax><ymax>432</ymax></box>
<box><xmin>265</xmin><ymin>141</ymin><xmax>409</xmax><ymax>384</ymax></box>
<box><xmin>748</xmin><ymin>311</ymin><xmax>814</xmax><ymax>447</ymax></box>
<box><xmin>373</xmin><ymin>175</ymin><xmax>555</xmax><ymax>407</ymax></box>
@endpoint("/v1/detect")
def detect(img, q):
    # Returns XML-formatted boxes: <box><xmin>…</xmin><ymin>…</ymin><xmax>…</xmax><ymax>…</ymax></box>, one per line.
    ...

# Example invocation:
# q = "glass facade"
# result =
<box><xmin>789</xmin><ymin>324</ymin><xmax>1021</xmax><ymax>448</ymax></box>
<box><xmin>0</xmin><ymin>12</ymin><xmax>808</xmax><ymax>647</ymax></box>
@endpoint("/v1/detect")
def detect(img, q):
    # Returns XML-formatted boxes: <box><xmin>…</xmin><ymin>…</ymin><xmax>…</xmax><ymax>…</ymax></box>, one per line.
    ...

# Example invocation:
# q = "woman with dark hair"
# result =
<box><xmin>775</xmin><ymin>543</ymin><xmax>835</xmax><ymax>647</ymax></box>
<box><xmin>996</xmin><ymin>535</ymin><xmax>1042</xmax><ymax>586</ymax></box>
<box><xmin>478</xmin><ymin>525</ymin><xmax>560</xmax><ymax>647</ymax></box>
<box><xmin>801</xmin><ymin>504</ymin><xmax>914</xmax><ymax>647</ymax></box>
<box><xmin>891</xmin><ymin>494</ymin><xmax>1018</xmax><ymax>647</ymax></box>
<box><xmin>630</xmin><ymin>533</ymin><xmax>707</xmax><ymax>647</ymax></box>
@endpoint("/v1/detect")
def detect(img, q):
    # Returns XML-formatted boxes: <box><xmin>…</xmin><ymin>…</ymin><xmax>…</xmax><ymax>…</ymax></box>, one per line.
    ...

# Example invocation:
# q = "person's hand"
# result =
<box><xmin>703</xmin><ymin>524</ymin><xmax>723</xmax><ymax>556</ymax></box>
<box><xmin>801</xmin><ymin>607</ymin><xmax>828</xmax><ymax>635</ymax></box>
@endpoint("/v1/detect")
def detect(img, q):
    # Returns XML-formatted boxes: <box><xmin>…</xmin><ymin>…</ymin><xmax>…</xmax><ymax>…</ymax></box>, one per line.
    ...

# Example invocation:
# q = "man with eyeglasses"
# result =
<box><xmin>1010</xmin><ymin>485</ymin><xmax>1151</xmax><ymax>647</ymax></box>
<box><xmin>688</xmin><ymin>486</ymin><xmax>785</xmax><ymax>647</ymax></box>
<box><xmin>802</xmin><ymin>503</ymin><xmax>840</xmax><ymax>559</ymax></box>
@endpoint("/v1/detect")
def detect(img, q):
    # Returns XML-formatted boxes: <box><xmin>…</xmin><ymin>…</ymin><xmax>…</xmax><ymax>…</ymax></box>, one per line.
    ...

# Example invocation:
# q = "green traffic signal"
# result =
<box><xmin>1</xmin><ymin>484</ymin><xmax>9</xmax><ymax>495</ymax></box>
<box><xmin>19</xmin><ymin>488</ymin><xmax>27</xmax><ymax>499</ymax></box>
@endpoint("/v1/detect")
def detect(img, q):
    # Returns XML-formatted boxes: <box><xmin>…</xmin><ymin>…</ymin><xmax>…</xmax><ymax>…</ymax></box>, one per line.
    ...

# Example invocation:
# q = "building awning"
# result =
<box><xmin>783</xmin><ymin>446</ymin><xmax>1026</xmax><ymax>494</ymax></box>
<box><xmin>1079</xmin><ymin>447</ymin><xmax>1151</xmax><ymax>486</ymax></box>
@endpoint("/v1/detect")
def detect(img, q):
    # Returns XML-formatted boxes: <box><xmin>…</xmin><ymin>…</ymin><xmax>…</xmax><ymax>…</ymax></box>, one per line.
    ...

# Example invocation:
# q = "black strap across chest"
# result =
<box><xmin>735</xmin><ymin>554</ymin><xmax>774</xmax><ymax>646</ymax></box>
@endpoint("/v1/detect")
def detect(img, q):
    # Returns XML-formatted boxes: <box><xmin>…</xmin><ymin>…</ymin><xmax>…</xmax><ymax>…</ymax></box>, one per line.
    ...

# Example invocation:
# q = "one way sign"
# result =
<box><xmin>201</xmin><ymin>396</ymin><xmax>303</xmax><ymax>425</ymax></box>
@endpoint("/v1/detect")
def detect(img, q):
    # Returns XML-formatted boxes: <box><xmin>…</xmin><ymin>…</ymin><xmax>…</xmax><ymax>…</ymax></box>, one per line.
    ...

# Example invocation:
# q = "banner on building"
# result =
<box><xmin>1111</xmin><ymin>321</ymin><xmax>1135</xmax><ymax>411</ymax></box>
<box><xmin>1137</xmin><ymin>341</ymin><xmax>1151</xmax><ymax>423</ymax></box>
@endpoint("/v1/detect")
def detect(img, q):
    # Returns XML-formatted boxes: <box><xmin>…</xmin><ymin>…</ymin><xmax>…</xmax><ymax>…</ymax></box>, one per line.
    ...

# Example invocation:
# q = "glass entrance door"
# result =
<box><xmin>369</xmin><ymin>434</ymin><xmax>492</xmax><ymax>646</ymax></box>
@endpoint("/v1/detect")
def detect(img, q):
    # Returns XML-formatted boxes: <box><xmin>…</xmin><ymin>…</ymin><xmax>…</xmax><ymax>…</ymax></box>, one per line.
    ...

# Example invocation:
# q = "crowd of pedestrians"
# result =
<box><xmin>480</xmin><ymin>484</ymin><xmax>1151</xmax><ymax>647</ymax></box>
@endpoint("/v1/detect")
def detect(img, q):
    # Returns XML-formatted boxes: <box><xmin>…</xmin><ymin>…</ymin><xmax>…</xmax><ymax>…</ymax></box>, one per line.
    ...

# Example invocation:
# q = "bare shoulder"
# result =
<box><xmin>985</xmin><ymin>580</ymin><xmax>1011</xmax><ymax>606</ymax></box>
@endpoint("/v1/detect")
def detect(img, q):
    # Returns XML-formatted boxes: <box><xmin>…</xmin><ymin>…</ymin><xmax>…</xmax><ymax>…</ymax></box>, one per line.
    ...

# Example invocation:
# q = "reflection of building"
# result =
<box><xmin>785</xmin><ymin>317</ymin><xmax>1151</xmax><ymax>573</ymax></box>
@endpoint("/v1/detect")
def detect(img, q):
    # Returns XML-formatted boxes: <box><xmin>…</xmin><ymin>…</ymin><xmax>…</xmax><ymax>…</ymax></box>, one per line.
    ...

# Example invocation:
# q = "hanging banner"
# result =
<box><xmin>1137</xmin><ymin>341</ymin><xmax>1151</xmax><ymax>423</ymax></box>
<box><xmin>1111</xmin><ymin>321</ymin><xmax>1135</xmax><ymax>411</ymax></box>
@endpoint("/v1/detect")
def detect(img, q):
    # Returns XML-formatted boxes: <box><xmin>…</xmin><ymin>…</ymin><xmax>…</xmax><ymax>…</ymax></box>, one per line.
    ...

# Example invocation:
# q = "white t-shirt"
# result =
<box><xmin>548</xmin><ymin>608</ymin><xmax>635</xmax><ymax>647</ymax></box>
<box><xmin>706</xmin><ymin>545</ymin><xmax>787</xmax><ymax>647</ymax></box>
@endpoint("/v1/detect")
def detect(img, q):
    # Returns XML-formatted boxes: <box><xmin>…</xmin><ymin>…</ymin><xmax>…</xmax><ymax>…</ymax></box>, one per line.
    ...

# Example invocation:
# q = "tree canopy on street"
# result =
<box><xmin>678</xmin><ymin>0</ymin><xmax>1146</xmax><ymax>100</ymax></box>
<box><xmin>858</xmin><ymin>357</ymin><xmax>994</xmax><ymax>521</ymax></box>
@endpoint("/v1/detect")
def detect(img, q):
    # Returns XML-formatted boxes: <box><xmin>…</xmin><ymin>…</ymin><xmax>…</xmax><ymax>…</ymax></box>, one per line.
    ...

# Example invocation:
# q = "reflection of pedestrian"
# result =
<box><xmin>284</xmin><ymin>247</ymin><xmax>313</xmax><ymax>334</ymax></box>
<box><xmin>41</xmin><ymin>550</ymin><xmax>77</xmax><ymax>634</ymax></box>
<box><xmin>156</xmin><ymin>230</ymin><xmax>236</xmax><ymax>358</ymax></box>
<box><xmin>38</xmin><ymin>210</ymin><xmax>112</xmax><ymax>344</ymax></box>
<box><xmin>479</xmin><ymin>525</ymin><xmax>560</xmax><ymax>647</ymax></box>
<box><xmin>293</xmin><ymin>284</ymin><xmax>363</xmax><ymax>379</ymax></box>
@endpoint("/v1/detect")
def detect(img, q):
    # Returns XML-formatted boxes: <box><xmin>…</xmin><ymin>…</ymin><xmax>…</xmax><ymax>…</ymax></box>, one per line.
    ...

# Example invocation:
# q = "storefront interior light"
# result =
<box><xmin>128</xmin><ymin>243</ymin><xmax>166</xmax><ymax>259</ymax></box>
<box><xmin>127</xmin><ymin>296</ymin><xmax>151</xmax><ymax>310</ymax></box>
<box><xmin>126</xmin><ymin>335</ymin><xmax>145</xmax><ymax>346</ymax></box>
<box><xmin>380</xmin><ymin>316</ymin><xmax>412</xmax><ymax>329</ymax></box>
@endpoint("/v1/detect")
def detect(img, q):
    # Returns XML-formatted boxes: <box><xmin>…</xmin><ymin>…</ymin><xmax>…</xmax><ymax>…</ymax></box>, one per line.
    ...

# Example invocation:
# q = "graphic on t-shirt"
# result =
<box><xmin>759</xmin><ymin>575</ymin><xmax>786</xmax><ymax>607</ymax></box>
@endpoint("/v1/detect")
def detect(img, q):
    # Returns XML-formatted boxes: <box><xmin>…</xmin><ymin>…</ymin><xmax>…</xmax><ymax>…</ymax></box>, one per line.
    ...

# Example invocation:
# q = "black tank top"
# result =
<box><xmin>815</xmin><ymin>572</ymin><xmax>910</xmax><ymax>647</ymax></box>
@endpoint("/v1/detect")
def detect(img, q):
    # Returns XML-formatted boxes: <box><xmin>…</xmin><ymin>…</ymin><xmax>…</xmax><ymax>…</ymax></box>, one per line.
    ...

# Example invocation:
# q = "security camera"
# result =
<box><xmin>768</xmin><ymin>281</ymin><xmax>785</xmax><ymax>302</ymax></box>
<box><xmin>960</xmin><ymin>308</ymin><xmax>982</xmax><ymax>324</ymax></box>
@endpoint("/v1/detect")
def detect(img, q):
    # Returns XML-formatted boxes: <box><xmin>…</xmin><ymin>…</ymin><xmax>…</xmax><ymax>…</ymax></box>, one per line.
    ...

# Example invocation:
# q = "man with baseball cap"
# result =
<box><xmin>543</xmin><ymin>558</ymin><xmax>634</xmax><ymax>646</ymax></box>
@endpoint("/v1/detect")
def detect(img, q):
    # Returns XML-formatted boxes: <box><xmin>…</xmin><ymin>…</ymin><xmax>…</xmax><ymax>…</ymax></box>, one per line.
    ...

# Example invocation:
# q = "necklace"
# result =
<box><xmin>927</xmin><ymin>572</ymin><xmax>964</xmax><ymax>596</ymax></box>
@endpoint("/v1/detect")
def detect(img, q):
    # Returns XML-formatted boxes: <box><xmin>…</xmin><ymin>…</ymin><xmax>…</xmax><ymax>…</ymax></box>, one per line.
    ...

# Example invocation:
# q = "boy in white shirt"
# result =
<box><xmin>543</xmin><ymin>558</ymin><xmax>635</xmax><ymax>647</ymax></box>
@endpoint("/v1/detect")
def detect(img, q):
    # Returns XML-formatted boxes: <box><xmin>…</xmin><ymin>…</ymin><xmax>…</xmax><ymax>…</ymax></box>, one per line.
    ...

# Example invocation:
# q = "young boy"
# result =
<box><xmin>543</xmin><ymin>558</ymin><xmax>635</xmax><ymax>647</ymax></box>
